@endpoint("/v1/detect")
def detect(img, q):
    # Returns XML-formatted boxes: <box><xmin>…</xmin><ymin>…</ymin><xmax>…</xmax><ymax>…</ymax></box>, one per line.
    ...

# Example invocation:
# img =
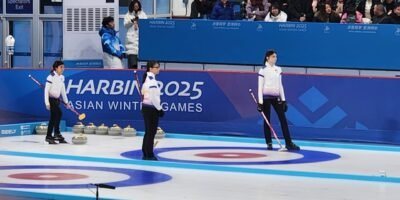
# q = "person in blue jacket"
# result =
<box><xmin>99</xmin><ymin>16</ymin><xmax>126</xmax><ymax>69</ymax></box>
<box><xmin>211</xmin><ymin>0</ymin><xmax>234</xmax><ymax>20</ymax></box>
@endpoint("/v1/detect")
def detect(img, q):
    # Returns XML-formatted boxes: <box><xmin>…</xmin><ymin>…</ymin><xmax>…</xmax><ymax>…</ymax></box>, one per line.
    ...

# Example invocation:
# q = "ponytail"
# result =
<box><xmin>142</xmin><ymin>66</ymin><xmax>149</xmax><ymax>84</ymax></box>
<box><xmin>142</xmin><ymin>60</ymin><xmax>159</xmax><ymax>84</ymax></box>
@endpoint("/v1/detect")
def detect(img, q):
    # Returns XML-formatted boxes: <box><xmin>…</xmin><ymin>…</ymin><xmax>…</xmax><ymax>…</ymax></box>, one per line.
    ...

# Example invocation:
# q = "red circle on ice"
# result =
<box><xmin>195</xmin><ymin>152</ymin><xmax>267</xmax><ymax>159</ymax></box>
<box><xmin>8</xmin><ymin>173</ymin><xmax>89</xmax><ymax>181</ymax></box>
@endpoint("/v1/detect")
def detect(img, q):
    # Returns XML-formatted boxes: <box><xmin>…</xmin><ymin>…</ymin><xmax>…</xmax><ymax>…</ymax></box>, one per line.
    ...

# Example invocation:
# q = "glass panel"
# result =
<box><xmin>118</xmin><ymin>18</ymin><xmax>127</xmax><ymax>67</ymax></box>
<box><xmin>6</xmin><ymin>0</ymin><xmax>33</xmax><ymax>14</ymax></box>
<box><xmin>41</xmin><ymin>0</ymin><xmax>62</xmax><ymax>14</ymax></box>
<box><xmin>43</xmin><ymin>21</ymin><xmax>63</xmax><ymax>69</ymax></box>
<box><xmin>10</xmin><ymin>21</ymin><xmax>32</xmax><ymax>68</ymax></box>
<box><xmin>119</xmin><ymin>0</ymin><xmax>129</xmax><ymax>14</ymax></box>
<box><xmin>0</xmin><ymin>21</ymin><xmax>2</xmax><ymax>68</ymax></box>
<box><xmin>0</xmin><ymin>0</ymin><xmax>3</xmax><ymax>14</ymax></box>
<box><xmin>156</xmin><ymin>0</ymin><xmax>170</xmax><ymax>15</ymax></box>
<box><xmin>141</xmin><ymin>0</ymin><xmax>154</xmax><ymax>15</ymax></box>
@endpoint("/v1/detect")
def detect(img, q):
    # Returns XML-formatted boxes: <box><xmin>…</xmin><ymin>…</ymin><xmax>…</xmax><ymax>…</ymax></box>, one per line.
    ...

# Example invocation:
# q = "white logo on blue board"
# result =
<box><xmin>395</xmin><ymin>27</ymin><xmax>400</xmax><ymax>36</ymax></box>
<box><xmin>324</xmin><ymin>26</ymin><xmax>330</xmax><ymax>33</ymax></box>
<box><xmin>256</xmin><ymin>24</ymin><xmax>263</xmax><ymax>32</ymax></box>
<box><xmin>191</xmin><ymin>22</ymin><xmax>197</xmax><ymax>30</ymax></box>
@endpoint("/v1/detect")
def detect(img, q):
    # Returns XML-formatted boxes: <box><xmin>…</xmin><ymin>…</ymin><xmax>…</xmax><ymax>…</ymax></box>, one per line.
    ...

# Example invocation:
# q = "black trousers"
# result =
<box><xmin>262</xmin><ymin>98</ymin><xmax>293</xmax><ymax>145</ymax></box>
<box><xmin>127</xmin><ymin>54</ymin><xmax>138</xmax><ymax>69</ymax></box>
<box><xmin>142</xmin><ymin>106</ymin><xmax>159</xmax><ymax>158</ymax></box>
<box><xmin>47</xmin><ymin>98</ymin><xmax>62</xmax><ymax>138</ymax></box>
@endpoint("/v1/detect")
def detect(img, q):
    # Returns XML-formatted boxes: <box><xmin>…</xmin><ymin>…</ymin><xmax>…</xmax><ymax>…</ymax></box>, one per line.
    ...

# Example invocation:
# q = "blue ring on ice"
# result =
<box><xmin>0</xmin><ymin>165</ymin><xmax>172</xmax><ymax>189</ymax></box>
<box><xmin>121</xmin><ymin>146</ymin><xmax>341</xmax><ymax>165</ymax></box>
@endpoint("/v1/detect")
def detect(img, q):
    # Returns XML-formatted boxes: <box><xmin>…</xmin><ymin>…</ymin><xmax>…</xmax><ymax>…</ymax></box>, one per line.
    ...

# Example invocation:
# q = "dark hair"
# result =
<box><xmin>102</xmin><ymin>16</ymin><xmax>114</xmax><ymax>27</ymax></box>
<box><xmin>374</xmin><ymin>3</ymin><xmax>386</xmax><ymax>13</ymax></box>
<box><xmin>395</xmin><ymin>2</ymin><xmax>400</xmax><ymax>9</ymax></box>
<box><xmin>319</xmin><ymin>3</ymin><xmax>327</xmax><ymax>14</ymax></box>
<box><xmin>271</xmin><ymin>2</ymin><xmax>281</xmax><ymax>10</ymax></box>
<box><xmin>142</xmin><ymin>61</ymin><xmax>160</xmax><ymax>83</ymax></box>
<box><xmin>263</xmin><ymin>50</ymin><xmax>276</xmax><ymax>64</ymax></box>
<box><xmin>129</xmin><ymin>0</ymin><xmax>142</xmax><ymax>13</ymax></box>
<box><xmin>51</xmin><ymin>60</ymin><xmax>64</xmax><ymax>72</ymax></box>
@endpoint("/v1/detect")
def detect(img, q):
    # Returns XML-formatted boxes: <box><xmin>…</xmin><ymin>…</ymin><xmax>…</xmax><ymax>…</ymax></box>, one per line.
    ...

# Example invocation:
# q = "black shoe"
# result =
<box><xmin>45</xmin><ymin>137</ymin><xmax>57</xmax><ymax>145</ymax></box>
<box><xmin>286</xmin><ymin>142</ymin><xmax>300</xmax><ymax>151</ymax></box>
<box><xmin>54</xmin><ymin>134</ymin><xmax>68</xmax><ymax>144</ymax></box>
<box><xmin>267</xmin><ymin>143</ymin><xmax>273</xmax><ymax>150</ymax></box>
<box><xmin>57</xmin><ymin>139</ymin><xmax>68</xmax><ymax>144</ymax></box>
<box><xmin>142</xmin><ymin>156</ymin><xmax>158</xmax><ymax>161</ymax></box>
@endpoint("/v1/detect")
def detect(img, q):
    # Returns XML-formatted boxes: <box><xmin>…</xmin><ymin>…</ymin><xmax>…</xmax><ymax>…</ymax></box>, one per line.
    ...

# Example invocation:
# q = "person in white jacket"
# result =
<box><xmin>44</xmin><ymin>61</ymin><xmax>69</xmax><ymax>144</ymax></box>
<box><xmin>141</xmin><ymin>61</ymin><xmax>164</xmax><ymax>160</ymax></box>
<box><xmin>257</xmin><ymin>50</ymin><xmax>299</xmax><ymax>151</ymax></box>
<box><xmin>124</xmin><ymin>0</ymin><xmax>148</xmax><ymax>69</ymax></box>
<box><xmin>265</xmin><ymin>3</ymin><xmax>288</xmax><ymax>22</ymax></box>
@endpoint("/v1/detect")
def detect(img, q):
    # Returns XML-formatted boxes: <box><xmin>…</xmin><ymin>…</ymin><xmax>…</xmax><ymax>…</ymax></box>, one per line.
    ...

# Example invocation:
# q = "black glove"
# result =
<box><xmin>257</xmin><ymin>103</ymin><xmax>263</xmax><ymax>112</ymax></box>
<box><xmin>158</xmin><ymin>109</ymin><xmax>165</xmax><ymax>117</ymax></box>
<box><xmin>279</xmin><ymin>101</ymin><xmax>288</xmax><ymax>112</ymax></box>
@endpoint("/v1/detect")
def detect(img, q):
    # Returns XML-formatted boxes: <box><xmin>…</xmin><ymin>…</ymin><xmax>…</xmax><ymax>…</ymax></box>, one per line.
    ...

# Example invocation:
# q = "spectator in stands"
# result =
<box><xmin>354</xmin><ymin>0</ymin><xmax>380</xmax><ymax>20</ymax></box>
<box><xmin>314</xmin><ymin>3</ymin><xmax>341</xmax><ymax>22</ymax></box>
<box><xmin>288</xmin><ymin>0</ymin><xmax>314</xmax><ymax>21</ymax></box>
<box><xmin>99</xmin><ymin>16</ymin><xmax>125</xmax><ymax>69</ymax></box>
<box><xmin>381</xmin><ymin>2</ymin><xmax>400</xmax><ymax>23</ymax></box>
<box><xmin>265</xmin><ymin>3</ymin><xmax>288</xmax><ymax>22</ymax></box>
<box><xmin>312</xmin><ymin>0</ymin><xmax>319</xmax><ymax>13</ymax></box>
<box><xmin>383</xmin><ymin>0</ymin><xmax>395</xmax><ymax>15</ymax></box>
<box><xmin>340</xmin><ymin>2</ymin><xmax>363</xmax><ymax>23</ymax></box>
<box><xmin>191</xmin><ymin>0</ymin><xmax>215</xmax><ymax>19</ymax></box>
<box><xmin>246</xmin><ymin>0</ymin><xmax>269</xmax><ymax>21</ymax></box>
<box><xmin>269</xmin><ymin>0</ymin><xmax>289</xmax><ymax>13</ymax></box>
<box><xmin>334</xmin><ymin>0</ymin><xmax>345</xmax><ymax>16</ymax></box>
<box><xmin>210</xmin><ymin>0</ymin><xmax>234</xmax><ymax>20</ymax></box>
<box><xmin>372</xmin><ymin>3</ymin><xmax>388</xmax><ymax>24</ymax></box>
<box><xmin>124</xmin><ymin>0</ymin><xmax>147</xmax><ymax>69</ymax></box>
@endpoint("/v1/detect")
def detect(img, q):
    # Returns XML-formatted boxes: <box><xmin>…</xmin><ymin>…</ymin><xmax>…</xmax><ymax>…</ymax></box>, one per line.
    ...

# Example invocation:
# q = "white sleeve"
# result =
<box><xmin>258</xmin><ymin>69</ymin><xmax>264</xmax><ymax>104</ymax></box>
<box><xmin>149</xmin><ymin>86</ymin><xmax>162</xmax><ymax>111</ymax></box>
<box><xmin>279</xmin><ymin>71</ymin><xmax>286</xmax><ymax>101</ymax></box>
<box><xmin>124</xmin><ymin>13</ymin><xmax>133</xmax><ymax>29</ymax></box>
<box><xmin>265</xmin><ymin>13</ymin><xmax>270</xmax><ymax>22</ymax></box>
<box><xmin>141</xmin><ymin>12</ymin><xmax>148</xmax><ymax>19</ymax></box>
<box><xmin>44</xmin><ymin>76</ymin><xmax>51</xmax><ymax>106</ymax></box>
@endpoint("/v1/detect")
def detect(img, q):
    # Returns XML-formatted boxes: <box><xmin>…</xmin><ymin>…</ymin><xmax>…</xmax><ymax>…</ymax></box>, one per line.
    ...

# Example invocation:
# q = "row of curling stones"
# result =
<box><xmin>72</xmin><ymin>122</ymin><xmax>138</xmax><ymax>137</ymax></box>
<box><xmin>74</xmin><ymin>122</ymin><xmax>166</xmax><ymax>138</ymax></box>
<box><xmin>72</xmin><ymin>123</ymin><xmax>165</xmax><ymax>145</ymax></box>
<box><xmin>36</xmin><ymin>123</ymin><xmax>166</xmax><ymax>145</ymax></box>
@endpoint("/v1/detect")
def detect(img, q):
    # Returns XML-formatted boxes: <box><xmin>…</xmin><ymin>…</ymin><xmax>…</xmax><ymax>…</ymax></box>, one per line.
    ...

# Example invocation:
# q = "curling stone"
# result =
<box><xmin>155</xmin><ymin>127</ymin><xmax>165</xmax><ymax>139</ymax></box>
<box><xmin>95</xmin><ymin>123</ymin><xmax>108</xmax><ymax>135</ymax></box>
<box><xmin>35</xmin><ymin>123</ymin><xmax>48</xmax><ymax>135</ymax></box>
<box><xmin>72</xmin><ymin>122</ymin><xmax>84</xmax><ymax>134</ymax></box>
<box><xmin>72</xmin><ymin>133</ymin><xmax>88</xmax><ymax>145</ymax></box>
<box><xmin>108</xmin><ymin>124</ymin><xmax>122</xmax><ymax>136</ymax></box>
<box><xmin>122</xmin><ymin>125</ymin><xmax>137</xmax><ymax>137</ymax></box>
<box><xmin>84</xmin><ymin>123</ymin><xmax>96</xmax><ymax>134</ymax></box>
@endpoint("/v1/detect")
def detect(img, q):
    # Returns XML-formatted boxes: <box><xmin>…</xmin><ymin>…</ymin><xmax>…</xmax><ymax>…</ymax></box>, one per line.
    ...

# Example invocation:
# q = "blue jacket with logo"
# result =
<box><xmin>99</xmin><ymin>26</ymin><xmax>125</xmax><ymax>57</ymax></box>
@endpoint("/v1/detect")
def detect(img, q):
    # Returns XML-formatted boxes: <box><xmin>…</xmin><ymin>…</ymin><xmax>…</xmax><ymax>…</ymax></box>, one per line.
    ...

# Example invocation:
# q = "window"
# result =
<box><xmin>43</xmin><ymin>21</ymin><xmax>63</xmax><ymax>68</ymax></box>
<box><xmin>156</xmin><ymin>0</ymin><xmax>170</xmax><ymax>15</ymax></box>
<box><xmin>40</xmin><ymin>0</ymin><xmax>63</xmax><ymax>14</ymax></box>
<box><xmin>10</xmin><ymin>21</ymin><xmax>32</xmax><ymax>68</ymax></box>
